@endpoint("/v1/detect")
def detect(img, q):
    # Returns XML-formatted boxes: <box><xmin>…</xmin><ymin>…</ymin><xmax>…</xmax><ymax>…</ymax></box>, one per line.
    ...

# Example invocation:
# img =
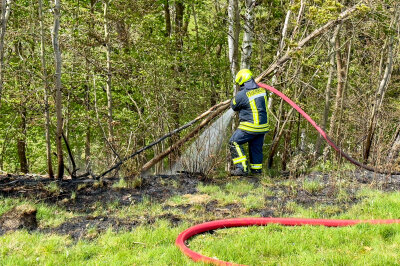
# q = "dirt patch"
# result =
<box><xmin>0</xmin><ymin>204</ymin><xmax>37</xmax><ymax>233</ymax></box>
<box><xmin>0</xmin><ymin>173</ymin><xmax>201</xmax><ymax>213</ymax></box>
<box><xmin>1</xmin><ymin>170</ymin><xmax>400</xmax><ymax>240</ymax></box>
<box><xmin>41</xmin><ymin>216</ymin><xmax>138</xmax><ymax>240</ymax></box>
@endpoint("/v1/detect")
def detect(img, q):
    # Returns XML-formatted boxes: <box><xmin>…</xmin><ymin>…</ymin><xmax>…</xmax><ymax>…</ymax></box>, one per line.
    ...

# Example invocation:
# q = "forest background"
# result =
<box><xmin>0</xmin><ymin>0</ymin><xmax>399</xmax><ymax>179</ymax></box>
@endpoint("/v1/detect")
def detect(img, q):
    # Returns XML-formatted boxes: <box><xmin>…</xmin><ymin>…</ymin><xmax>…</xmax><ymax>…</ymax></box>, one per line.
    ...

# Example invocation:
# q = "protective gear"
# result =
<box><xmin>250</xmin><ymin>169</ymin><xmax>262</xmax><ymax>176</ymax></box>
<box><xmin>230</xmin><ymin>70</ymin><xmax>269</xmax><ymax>175</ymax></box>
<box><xmin>231</xmin><ymin>78</ymin><xmax>270</xmax><ymax>134</ymax></box>
<box><xmin>230</xmin><ymin>167</ymin><xmax>248</xmax><ymax>176</ymax></box>
<box><xmin>230</xmin><ymin>129</ymin><xmax>265</xmax><ymax>174</ymax></box>
<box><xmin>235</xmin><ymin>69</ymin><xmax>253</xmax><ymax>85</ymax></box>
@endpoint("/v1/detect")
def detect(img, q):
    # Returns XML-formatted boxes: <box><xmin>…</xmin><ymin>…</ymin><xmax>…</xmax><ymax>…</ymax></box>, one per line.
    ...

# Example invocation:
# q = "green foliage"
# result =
<box><xmin>0</xmin><ymin>0</ymin><xmax>399</xmax><ymax>178</ymax></box>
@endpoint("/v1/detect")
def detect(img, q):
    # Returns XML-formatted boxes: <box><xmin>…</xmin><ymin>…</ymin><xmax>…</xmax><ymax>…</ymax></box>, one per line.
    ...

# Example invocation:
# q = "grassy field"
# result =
<box><xmin>1</xmin><ymin>172</ymin><xmax>400</xmax><ymax>265</ymax></box>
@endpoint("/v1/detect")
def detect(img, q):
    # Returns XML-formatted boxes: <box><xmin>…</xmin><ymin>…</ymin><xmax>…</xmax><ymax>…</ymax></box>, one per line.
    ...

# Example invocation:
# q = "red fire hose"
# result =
<box><xmin>257</xmin><ymin>83</ymin><xmax>400</xmax><ymax>175</ymax></box>
<box><xmin>176</xmin><ymin>217</ymin><xmax>400</xmax><ymax>265</ymax></box>
<box><xmin>176</xmin><ymin>83</ymin><xmax>400</xmax><ymax>265</ymax></box>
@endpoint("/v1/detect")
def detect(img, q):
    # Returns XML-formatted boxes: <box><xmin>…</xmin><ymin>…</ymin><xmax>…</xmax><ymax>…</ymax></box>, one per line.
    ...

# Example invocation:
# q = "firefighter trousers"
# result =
<box><xmin>229</xmin><ymin>129</ymin><xmax>265</xmax><ymax>172</ymax></box>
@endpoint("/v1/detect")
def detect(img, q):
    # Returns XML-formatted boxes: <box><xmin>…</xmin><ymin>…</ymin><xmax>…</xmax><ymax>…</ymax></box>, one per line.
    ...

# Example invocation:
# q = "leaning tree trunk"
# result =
<box><xmin>103</xmin><ymin>0</ymin><xmax>115</xmax><ymax>165</ymax></box>
<box><xmin>0</xmin><ymin>0</ymin><xmax>12</xmax><ymax>109</ymax></box>
<box><xmin>39</xmin><ymin>0</ymin><xmax>54</xmax><ymax>178</ymax></box>
<box><xmin>241</xmin><ymin>0</ymin><xmax>256</xmax><ymax>70</ymax></box>
<box><xmin>363</xmin><ymin>34</ymin><xmax>395</xmax><ymax>162</ymax></box>
<box><xmin>52</xmin><ymin>0</ymin><xmax>64</xmax><ymax>180</ymax></box>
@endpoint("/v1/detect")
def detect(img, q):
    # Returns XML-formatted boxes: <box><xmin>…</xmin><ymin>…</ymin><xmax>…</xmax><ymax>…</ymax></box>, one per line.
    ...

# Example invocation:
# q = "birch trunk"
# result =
<box><xmin>52</xmin><ymin>0</ymin><xmax>64</xmax><ymax>180</ymax></box>
<box><xmin>241</xmin><ymin>0</ymin><xmax>256</xmax><ymax>69</ymax></box>
<box><xmin>267</xmin><ymin>4</ymin><xmax>291</xmax><ymax>110</ymax></box>
<box><xmin>0</xmin><ymin>0</ymin><xmax>11</xmax><ymax>108</ymax></box>
<box><xmin>228</xmin><ymin>0</ymin><xmax>240</xmax><ymax>93</ymax></box>
<box><xmin>39</xmin><ymin>0</ymin><xmax>54</xmax><ymax>178</ymax></box>
<box><xmin>364</xmin><ymin>34</ymin><xmax>395</xmax><ymax>161</ymax></box>
<box><xmin>103</xmin><ymin>0</ymin><xmax>115</xmax><ymax>164</ymax></box>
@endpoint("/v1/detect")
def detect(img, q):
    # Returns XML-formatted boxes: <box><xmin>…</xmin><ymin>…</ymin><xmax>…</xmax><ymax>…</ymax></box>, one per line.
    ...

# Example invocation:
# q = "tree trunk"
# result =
<box><xmin>0</xmin><ymin>0</ymin><xmax>12</xmax><ymax>109</ymax></box>
<box><xmin>315</xmin><ymin>26</ymin><xmax>339</xmax><ymax>159</ymax></box>
<box><xmin>17</xmin><ymin>104</ymin><xmax>28</xmax><ymax>174</ymax></box>
<box><xmin>268</xmin><ymin>86</ymin><xmax>305</xmax><ymax>168</ymax></box>
<box><xmin>164</xmin><ymin>0</ymin><xmax>171</xmax><ymax>37</ymax></box>
<box><xmin>39</xmin><ymin>0</ymin><xmax>54</xmax><ymax>178</ymax></box>
<box><xmin>167</xmin><ymin>0</ymin><xmax>185</xmax><ymax>167</ymax></box>
<box><xmin>364</xmin><ymin>34</ymin><xmax>395</xmax><ymax>162</ymax></box>
<box><xmin>281</xmin><ymin>119</ymin><xmax>294</xmax><ymax>171</ymax></box>
<box><xmin>84</xmin><ymin>0</ymin><xmax>96</xmax><ymax>173</ymax></box>
<box><xmin>52</xmin><ymin>0</ymin><xmax>64</xmax><ymax>180</ymax></box>
<box><xmin>336</xmin><ymin>37</ymin><xmax>352</xmax><ymax>140</ymax></box>
<box><xmin>266</xmin><ymin>4</ymin><xmax>293</xmax><ymax>168</ymax></box>
<box><xmin>328</xmin><ymin>24</ymin><xmax>344</xmax><ymax>139</ymax></box>
<box><xmin>268</xmin><ymin>3</ymin><xmax>292</xmax><ymax>111</ymax></box>
<box><xmin>103</xmin><ymin>0</ymin><xmax>115</xmax><ymax>165</ymax></box>
<box><xmin>175</xmin><ymin>0</ymin><xmax>184</xmax><ymax>50</ymax></box>
<box><xmin>388</xmin><ymin>125</ymin><xmax>400</xmax><ymax>162</ymax></box>
<box><xmin>228</xmin><ymin>0</ymin><xmax>240</xmax><ymax>93</ymax></box>
<box><xmin>241</xmin><ymin>0</ymin><xmax>256</xmax><ymax>69</ymax></box>
<box><xmin>85</xmin><ymin>78</ymin><xmax>91</xmax><ymax>171</ymax></box>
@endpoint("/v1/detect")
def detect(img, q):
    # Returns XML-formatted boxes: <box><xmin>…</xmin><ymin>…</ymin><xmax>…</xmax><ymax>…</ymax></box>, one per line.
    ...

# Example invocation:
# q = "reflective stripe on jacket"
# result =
<box><xmin>231</xmin><ymin>78</ymin><xmax>270</xmax><ymax>134</ymax></box>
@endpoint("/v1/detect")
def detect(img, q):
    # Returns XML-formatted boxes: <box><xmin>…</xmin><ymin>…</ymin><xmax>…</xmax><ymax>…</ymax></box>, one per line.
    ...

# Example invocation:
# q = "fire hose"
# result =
<box><xmin>176</xmin><ymin>83</ymin><xmax>400</xmax><ymax>265</ymax></box>
<box><xmin>176</xmin><ymin>217</ymin><xmax>400</xmax><ymax>265</ymax></box>
<box><xmin>258</xmin><ymin>83</ymin><xmax>400</xmax><ymax>176</ymax></box>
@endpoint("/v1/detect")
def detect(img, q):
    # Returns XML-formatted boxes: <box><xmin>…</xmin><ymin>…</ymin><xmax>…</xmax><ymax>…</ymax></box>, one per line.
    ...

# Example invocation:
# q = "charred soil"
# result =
<box><xmin>1</xmin><ymin>170</ymin><xmax>400</xmax><ymax>240</ymax></box>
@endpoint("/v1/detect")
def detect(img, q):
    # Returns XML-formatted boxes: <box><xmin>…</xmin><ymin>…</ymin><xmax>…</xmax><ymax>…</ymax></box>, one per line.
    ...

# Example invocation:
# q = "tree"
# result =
<box><xmin>228</xmin><ymin>0</ymin><xmax>240</xmax><ymax>93</ymax></box>
<box><xmin>241</xmin><ymin>0</ymin><xmax>256</xmax><ymax>70</ymax></box>
<box><xmin>0</xmin><ymin>0</ymin><xmax>12</xmax><ymax>108</ymax></box>
<box><xmin>52</xmin><ymin>0</ymin><xmax>64</xmax><ymax>179</ymax></box>
<box><xmin>39</xmin><ymin>0</ymin><xmax>54</xmax><ymax>178</ymax></box>
<box><xmin>103</xmin><ymin>0</ymin><xmax>116</xmax><ymax>165</ymax></box>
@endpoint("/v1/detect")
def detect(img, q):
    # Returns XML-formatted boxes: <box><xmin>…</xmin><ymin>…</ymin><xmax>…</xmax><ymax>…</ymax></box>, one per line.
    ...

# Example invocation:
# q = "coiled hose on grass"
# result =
<box><xmin>176</xmin><ymin>217</ymin><xmax>400</xmax><ymax>265</ymax></box>
<box><xmin>176</xmin><ymin>83</ymin><xmax>400</xmax><ymax>265</ymax></box>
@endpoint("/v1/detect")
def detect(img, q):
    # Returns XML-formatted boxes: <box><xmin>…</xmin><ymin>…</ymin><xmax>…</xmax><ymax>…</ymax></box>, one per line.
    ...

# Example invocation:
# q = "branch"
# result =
<box><xmin>140</xmin><ymin>103</ymin><xmax>230</xmax><ymax>174</ymax></box>
<box><xmin>255</xmin><ymin>2</ymin><xmax>364</xmax><ymax>83</ymax></box>
<box><xmin>96</xmin><ymin>100</ymin><xmax>230</xmax><ymax>179</ymax></box>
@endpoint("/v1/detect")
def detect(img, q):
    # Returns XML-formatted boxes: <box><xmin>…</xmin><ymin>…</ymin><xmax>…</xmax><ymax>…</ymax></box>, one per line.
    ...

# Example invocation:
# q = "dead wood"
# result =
<box><xmin>140</xmin><ymin>102</ymin><xmax>230</xmax><ymax>174</ymax></box>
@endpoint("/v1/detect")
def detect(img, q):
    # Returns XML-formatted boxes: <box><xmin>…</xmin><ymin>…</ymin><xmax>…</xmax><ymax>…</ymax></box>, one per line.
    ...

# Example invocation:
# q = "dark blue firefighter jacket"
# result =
<box><xmin>231</xmin><ymin>78</ymin><xmax>270</xmax><ymax>134</ymax></box>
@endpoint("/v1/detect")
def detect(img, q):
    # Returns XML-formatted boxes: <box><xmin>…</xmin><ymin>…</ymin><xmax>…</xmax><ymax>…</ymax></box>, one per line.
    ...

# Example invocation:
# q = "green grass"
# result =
<box><xmin>188</xmin><ymin>190</ymin><xmax>400</xmax><ymax>265</ymax></box>
<box><xmin>190</xmin><ymin>223</ymin><xmax>400</xmax><ymax>265</ymax></box>
<box><xmin>0</xmin><ymin>197</ymin><xmax>76</xmax><ymax>228</ymax></box>
<box><xmin>2</xmin><ymin>181</ymin><xmax>400</xmax><ymax>265</ymax></box>
<box><xmin>0</xmin><ymin>220</ymin><xmax>199</xmax><ymax>265</ymax></box>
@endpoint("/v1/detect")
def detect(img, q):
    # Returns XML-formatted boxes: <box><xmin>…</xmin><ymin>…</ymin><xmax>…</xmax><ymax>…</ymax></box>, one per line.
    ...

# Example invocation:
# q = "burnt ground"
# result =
<box><xmin>1</xmin><ymin>170</ymin><xmax>400</xmax><ymax>240</ymax></box>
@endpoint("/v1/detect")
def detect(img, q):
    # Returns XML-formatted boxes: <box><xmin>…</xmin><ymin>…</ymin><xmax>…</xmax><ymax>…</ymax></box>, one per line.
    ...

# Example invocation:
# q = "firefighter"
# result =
<box><xmin>229</xmin><ymin>69</ymin><xmax>270</xmax><ymax>176</ymax></box>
